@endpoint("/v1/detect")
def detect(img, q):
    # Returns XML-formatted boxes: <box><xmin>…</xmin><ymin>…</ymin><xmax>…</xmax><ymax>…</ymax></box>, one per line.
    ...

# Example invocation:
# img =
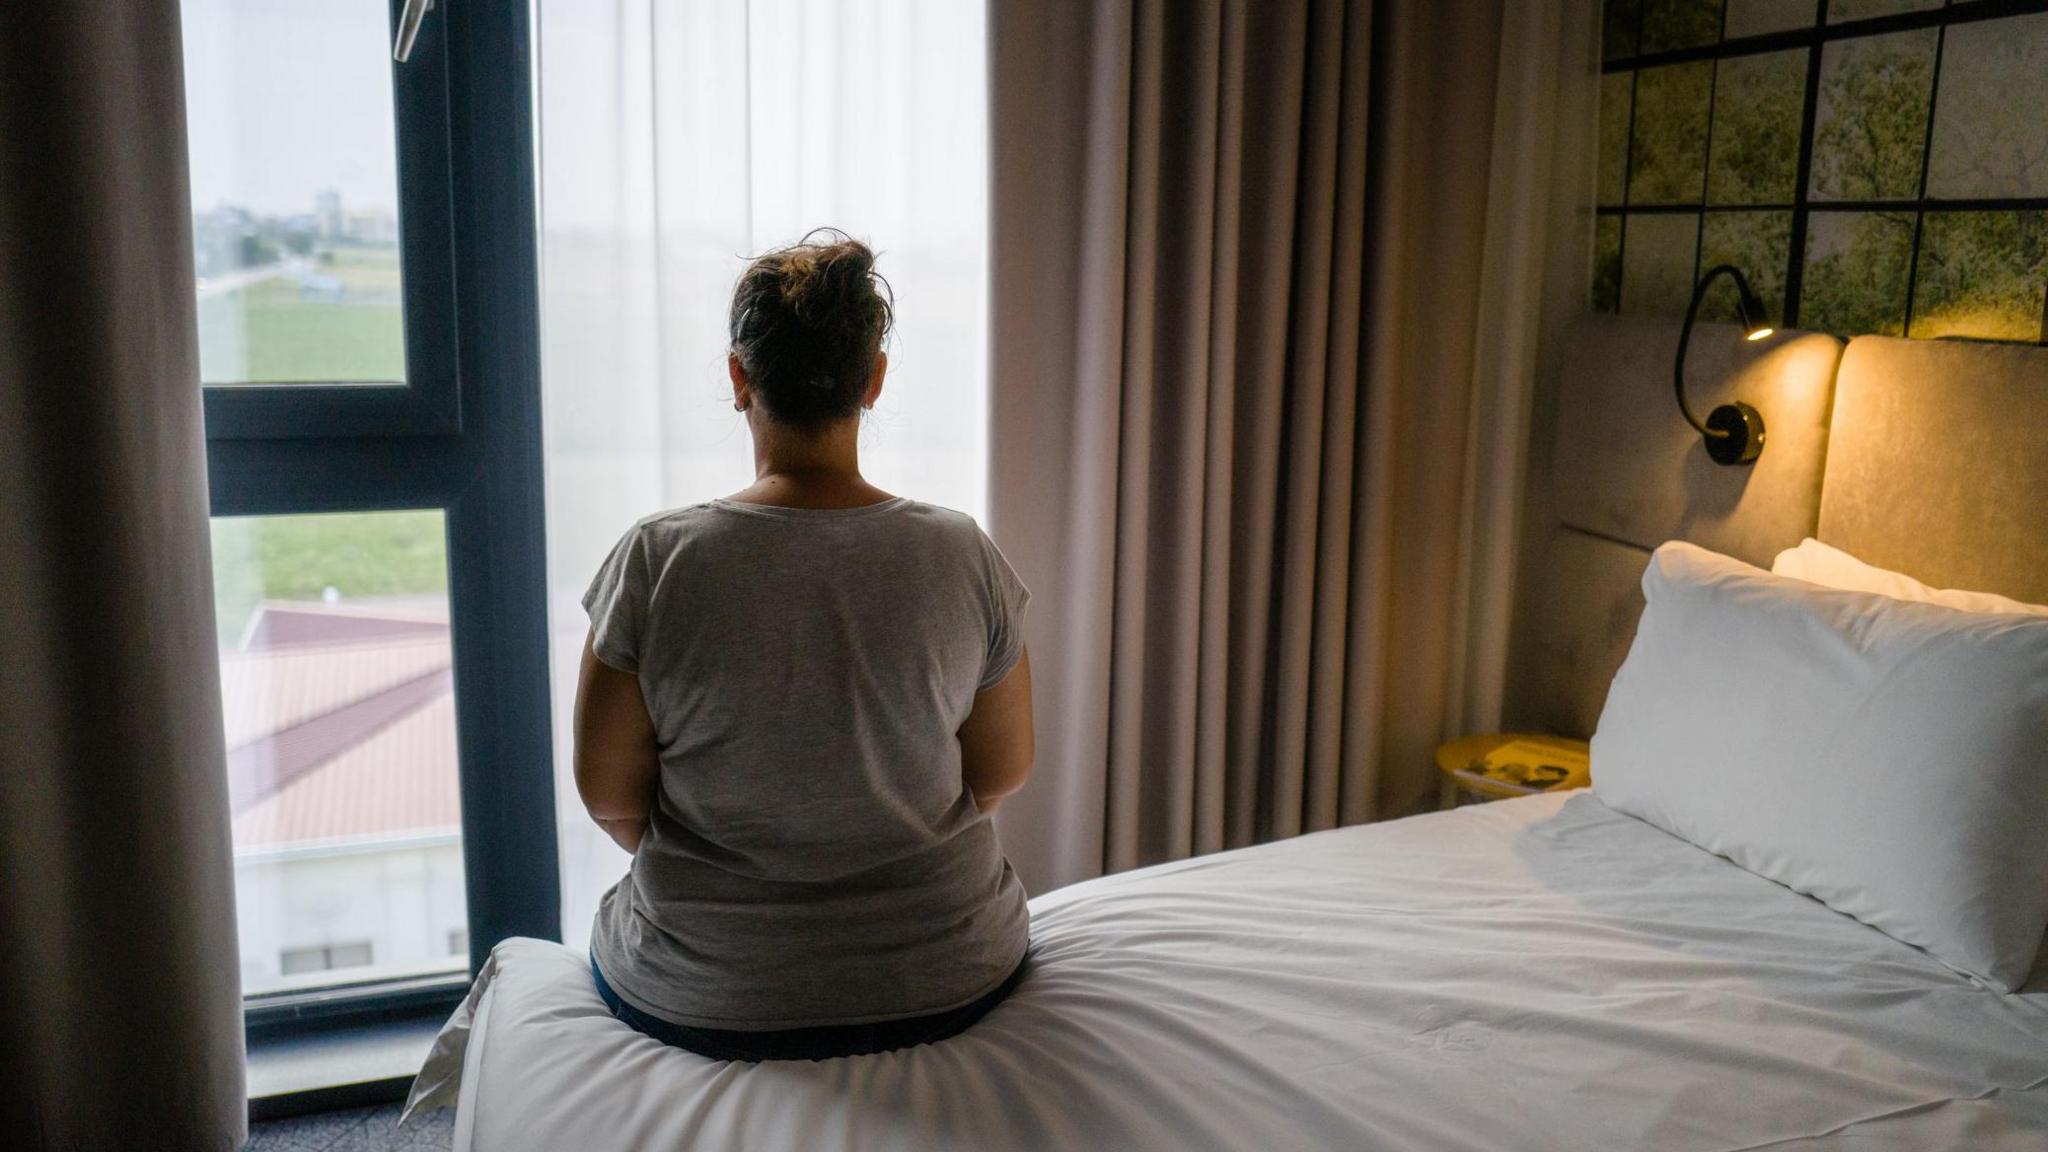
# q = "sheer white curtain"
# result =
<box><xmin>536</xmin><ymin>0</ymin><xmax>988</xmax><ymax>944</ymax></box>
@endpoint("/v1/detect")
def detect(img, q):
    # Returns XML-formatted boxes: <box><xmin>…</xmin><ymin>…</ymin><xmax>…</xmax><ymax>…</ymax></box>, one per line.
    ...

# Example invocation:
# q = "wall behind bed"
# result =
<box><xmin>1500</xmin><ymin>314</ymin><xmax>1842</xmax><ymax>737</ymax></box>
<box><xmin>1501</xmin><ymin>316</ymin><xmax>2048</xmax><ymax>738</ymax></box>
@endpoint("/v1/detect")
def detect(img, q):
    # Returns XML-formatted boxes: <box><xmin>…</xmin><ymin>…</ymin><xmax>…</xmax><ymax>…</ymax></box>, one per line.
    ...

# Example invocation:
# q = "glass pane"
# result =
<box><xmin>1926</xmin><ymin>12</ymin><xmax>2048</xmax><ymax>200</ymax></box>
<box><xmin>1829</xmin><ymin>0</ymin><xmax>1941</xmax><ymax>23</ymax></box>
<box><xmin>181</xmin><ymin>0</ymin><xmax>407</xmax><ymax>386</ymax></box>
<box><xmin>1724</xmin><ymin>0</ymin><xmax>1814</xmax><ymax>39</ymax></box>
<box><xmin>1622</xmin><ymin>212</ymin><xmax>1702</xmax><ymax>314</ymax></box>
<box><xmin>1605</xmin><ymin>0</ymin><xmax>1642</xmax><ymax>60</ymax></box>
<box><xmin>1700</xmin><ymin>211</ymin><xmax>1792</xmax><ymax>326</ymax></box>
<box><xmin>1599</xmin><ymin>74</ymin><xmax>1634</xmax><ymax>205</ymax></box>
<box><xmin>1593</xmin><ymin>216</ymin><xmax>1624</xmax><ymax>312</ymax></box>
<box><xmin>1799</xmin><ymin>210</ymin><xmax>1915</xmax><ymax>335</ymax></box>
<box><xmin>1909</xmin><ymin>211</ymin><xmax>2048</xmax><ymax>341</ymax></box>
<box><xmin>1641</xmin><ymin>0</ymin><xmax>1725</xmax><ymax>54</ymax></box>
<box><xmin>1808</xmin><ymin>30</ymin><xmax>1937</xmax><ymax>202</ymax></box>
<box><xmin>212</xmin><ymin>510</ymin><xmax>466</xmax><ymax>995</ymax></box>
<box><xmin>1707</xmin><ymin>50</ymin><xmax>1806</xmax><ymax>204</ymax></box>
<box><xmin>1629</xmin><ymin>62</ymin><xmax>1715</xmax><ymax>204</ymax></box>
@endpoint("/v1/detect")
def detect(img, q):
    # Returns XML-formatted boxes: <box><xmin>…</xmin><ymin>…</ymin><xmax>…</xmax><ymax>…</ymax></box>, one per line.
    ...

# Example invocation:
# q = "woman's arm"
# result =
<box><xmin>958</xmin><ymin>648</ymin><xmax>1034</xmax><ymax>813</ymax></box>
<box><xmin>573</xmin><ymin>630</ymin><xmax>661</xmax><ymax>853</ymax></box>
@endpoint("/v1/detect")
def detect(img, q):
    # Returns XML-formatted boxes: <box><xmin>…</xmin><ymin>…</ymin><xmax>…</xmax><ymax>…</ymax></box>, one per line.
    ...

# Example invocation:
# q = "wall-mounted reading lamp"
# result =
<box><xmin>1675</xmin><ymin>264</ymin><xmax>1774</xmax><ymax>465</ymax></box>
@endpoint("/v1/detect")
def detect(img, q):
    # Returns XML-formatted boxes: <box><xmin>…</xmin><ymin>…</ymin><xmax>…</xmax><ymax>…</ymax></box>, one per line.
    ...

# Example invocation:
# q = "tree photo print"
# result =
<box><xmin>1596</xmin><ymin>0</ymin><xmax>2048</xmax><ymax>343</ymax></box>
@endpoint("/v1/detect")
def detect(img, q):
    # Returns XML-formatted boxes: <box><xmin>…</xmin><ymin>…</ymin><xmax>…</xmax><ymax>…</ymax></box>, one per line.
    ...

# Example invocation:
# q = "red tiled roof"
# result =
<box><xmin>221</xmin><ymin>602</ymin><xmax>461</xmax><ymax>851</ymax></box>
<box><xmin>232</xmin><ymin>692</ymin><xmax>462</xmax><ymax>849</ymax></box>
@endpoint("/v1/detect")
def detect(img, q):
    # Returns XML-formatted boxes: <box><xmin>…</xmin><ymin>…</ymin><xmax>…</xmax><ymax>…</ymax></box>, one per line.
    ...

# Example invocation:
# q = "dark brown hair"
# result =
<box><xmin>728</xmin><ymin>228</ymin><xmax>894</xmax><ymax>429</ymax></box>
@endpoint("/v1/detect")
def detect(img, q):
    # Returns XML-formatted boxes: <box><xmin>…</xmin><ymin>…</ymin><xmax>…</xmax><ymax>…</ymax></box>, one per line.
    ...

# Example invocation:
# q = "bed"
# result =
<box><xmin>407</xmin><ymin>793</ymin><xmax>2048</xmax><ymax>1150</ymax></box>
<box><xmin>403</xmin><ymin>328</ymin><xmax>2048</xmax><ymax>1149</ymax></box>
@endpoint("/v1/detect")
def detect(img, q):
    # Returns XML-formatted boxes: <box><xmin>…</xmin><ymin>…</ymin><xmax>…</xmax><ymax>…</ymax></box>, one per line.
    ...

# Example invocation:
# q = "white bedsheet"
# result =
<box><xmin>405</xmin><ymin>793</ymin><xmax>2048</xmax><ymax>1151</ymax></box>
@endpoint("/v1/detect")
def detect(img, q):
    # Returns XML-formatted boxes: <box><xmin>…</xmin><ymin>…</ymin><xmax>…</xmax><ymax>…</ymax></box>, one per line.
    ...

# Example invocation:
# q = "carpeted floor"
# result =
<box><xmin>245</xmin><ymin>1103</ymin><xmax>453</xmax><ymax>1152</ymax></box>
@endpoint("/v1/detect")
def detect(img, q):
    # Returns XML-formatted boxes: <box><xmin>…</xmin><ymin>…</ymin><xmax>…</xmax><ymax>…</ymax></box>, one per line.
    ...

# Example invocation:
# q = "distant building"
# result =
<box><xmin>314</xmin><ymin>189</ymin><xmax>344</xmax><ymax>241</ymax></box>
<box><xmin>219</xmin><ymin>600</ymin><xmax>467</xmax><ymax>995</ymax></box>
<box><xmin>345</xmin><ymin>207</ymin><xmax>400</xmax><ymax>247</ymax></box>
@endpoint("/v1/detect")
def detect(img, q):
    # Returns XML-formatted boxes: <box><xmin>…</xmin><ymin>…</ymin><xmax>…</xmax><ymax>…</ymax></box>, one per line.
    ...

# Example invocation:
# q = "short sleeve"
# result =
<box><xmin>977</xmin><ymin>530</ymin><xmax>1032</xmax><ymax>691</ymax></box>
<box><xmin>582</xmin><ymin>523</ymin><xmax>651</xmax><ymax>674</ymax></box>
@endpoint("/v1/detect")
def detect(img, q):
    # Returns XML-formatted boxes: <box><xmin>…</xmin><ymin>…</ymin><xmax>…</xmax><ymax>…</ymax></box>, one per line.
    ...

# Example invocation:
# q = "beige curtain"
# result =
<box><xmin>988</xmin><ymin>0</ymin><xmax>1588</xmax><ymax>895</ymax></box>
<box><xmin>0</xmin><ymin>2</ymin><xmax>245</xmax><ymax>1147</ymax></box>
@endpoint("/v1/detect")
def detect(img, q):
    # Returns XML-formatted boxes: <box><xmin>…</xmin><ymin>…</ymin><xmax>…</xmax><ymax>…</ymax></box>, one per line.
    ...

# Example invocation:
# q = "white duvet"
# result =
<box><xmin>404</xmin><ymin>793</ymin><xmax>2048</xmax><ymax>1151</ymax></box>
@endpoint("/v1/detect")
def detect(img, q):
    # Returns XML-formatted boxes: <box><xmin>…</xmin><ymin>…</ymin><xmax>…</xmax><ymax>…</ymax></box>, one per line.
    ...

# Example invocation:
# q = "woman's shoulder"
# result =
<box><xmin>613</xmin><ymin>502</ymin><xmax>726</xmax><ymax>553</ymax></box>
<box><xmin>888</xmin><ymin>500</ymin><xmax>1004</xmax><ymax>555</ymax></box>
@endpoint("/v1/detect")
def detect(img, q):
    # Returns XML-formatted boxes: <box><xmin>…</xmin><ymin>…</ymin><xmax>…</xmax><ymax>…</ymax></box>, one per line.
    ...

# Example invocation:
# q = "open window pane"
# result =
<box><xmin>1926</xmin><ymin>12</ymin><xmax>2048</xmax><ymax>200</ymax></box>
<box><xmin>181</xmin><ymin>0</ymin><xmax>407</xmax><ymax>386</ymax></box>
<box><xmin>212</xmin><ymin>510</ymin><xmax>466</xmax><ymax>996</ymax></box>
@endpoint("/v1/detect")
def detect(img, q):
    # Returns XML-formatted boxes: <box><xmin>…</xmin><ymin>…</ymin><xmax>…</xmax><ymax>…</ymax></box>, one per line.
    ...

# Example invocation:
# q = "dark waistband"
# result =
<box><xmin>589</xmin><ymin>950</ymin><xmax>1029</xmax><ymax>1062</ymax></box>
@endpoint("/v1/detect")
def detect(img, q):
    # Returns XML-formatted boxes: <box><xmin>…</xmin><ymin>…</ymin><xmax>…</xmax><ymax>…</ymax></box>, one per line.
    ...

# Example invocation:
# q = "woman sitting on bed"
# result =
<box><xmin>572</xmin><ymin>230</ymin><xmax>1035</xmax><ymax>1062</ymax></box>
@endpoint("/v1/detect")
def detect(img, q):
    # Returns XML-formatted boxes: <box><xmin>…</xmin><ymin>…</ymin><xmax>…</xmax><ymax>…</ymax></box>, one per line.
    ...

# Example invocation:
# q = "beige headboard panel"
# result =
<box><xmin>1554</xmin><ymin>316</ymin><xmax>1844</xmax><ymax>565</ymax></box>
<box><xmin>1820</xmin><ymin>336</ymin><xmax>2048</xmax><ymax>606</ymax></box>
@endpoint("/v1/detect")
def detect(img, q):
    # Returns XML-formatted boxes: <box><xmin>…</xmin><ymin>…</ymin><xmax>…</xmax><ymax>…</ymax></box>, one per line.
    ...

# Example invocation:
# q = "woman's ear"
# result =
<box><xmin>863</xmin><ymin>352</ymin><xmax>888</xmax><ymax>410</ymax></box>
<box><xmin>728</xmin><ymin>352</ymin><xmax>751</xmax><ymax>412</ymax></box>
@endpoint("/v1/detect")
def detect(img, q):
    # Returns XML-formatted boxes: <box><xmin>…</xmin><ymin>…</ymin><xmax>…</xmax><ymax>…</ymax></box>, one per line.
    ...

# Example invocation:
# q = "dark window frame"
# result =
<box><xmin>1599</xmin><ymin>0</ymin><xmax>2048</xmax><ymax>342</ymax></box>
<box><xmin>199</xmin><ymin>0</ymin><xmax>559</xmax><ymax>1045</ymax></box>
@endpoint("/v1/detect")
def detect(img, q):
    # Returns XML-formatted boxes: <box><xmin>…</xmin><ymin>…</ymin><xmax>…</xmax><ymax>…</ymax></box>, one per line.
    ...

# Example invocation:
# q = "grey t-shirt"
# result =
<box><xmin>582</xmin><ymin>496</ymin><xmax>1031</xmax><ymax>1030</ymax></box>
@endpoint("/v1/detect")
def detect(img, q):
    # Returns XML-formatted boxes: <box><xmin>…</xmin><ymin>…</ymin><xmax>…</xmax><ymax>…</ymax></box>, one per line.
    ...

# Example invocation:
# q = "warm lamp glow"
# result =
<box><xmin>1746</xmin><ymin>326</ymin><xmax>1775</xmax><ymax>341</ymax></box>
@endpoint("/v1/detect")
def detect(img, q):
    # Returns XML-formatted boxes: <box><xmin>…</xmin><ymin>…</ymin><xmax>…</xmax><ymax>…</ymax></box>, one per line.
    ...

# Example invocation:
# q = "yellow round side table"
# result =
<box><xmin>1436</xmin><ymin>732</ymin><xmax>1591</xmax><ymax>810</ymax></box>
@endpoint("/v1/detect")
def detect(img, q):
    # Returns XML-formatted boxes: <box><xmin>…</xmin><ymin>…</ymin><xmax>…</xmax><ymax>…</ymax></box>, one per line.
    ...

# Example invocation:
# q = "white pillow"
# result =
<box><xmin>1592</xmin><ymin>541</ymin><xmax>2048</xmax><ymax>991</ymax></box>
<box><xmin>1772</xmin><ymin>538</ymin><xmax>2048</xmax><ymax>617</ymax></box>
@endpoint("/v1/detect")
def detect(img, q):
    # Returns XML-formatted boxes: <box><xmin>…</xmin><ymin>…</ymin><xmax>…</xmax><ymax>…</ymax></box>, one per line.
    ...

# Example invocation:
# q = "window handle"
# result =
<box><xmin>394</xmin><ymin>0</ymin><xmax>436</xmax><ymax>63</ymax></box>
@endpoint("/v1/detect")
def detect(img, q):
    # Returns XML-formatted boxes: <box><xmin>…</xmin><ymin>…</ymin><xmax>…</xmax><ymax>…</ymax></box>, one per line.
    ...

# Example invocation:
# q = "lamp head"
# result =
<box><xmin>1733</xmin><ymin>278</ymin><xmax>1773</xmax><ymax>341</ymax></box>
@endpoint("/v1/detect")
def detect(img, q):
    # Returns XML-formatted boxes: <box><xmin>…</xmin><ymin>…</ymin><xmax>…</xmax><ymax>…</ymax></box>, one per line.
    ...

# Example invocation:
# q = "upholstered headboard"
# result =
<box><xmin>1819</xmin><ymin>336</ymin><xmax>2048</xmax><ymax>607</ymax></box>
<box><xmin>1504</xmin><ymin>316</ymin><xmax>2048</xmax><ymax>738</ymax></box>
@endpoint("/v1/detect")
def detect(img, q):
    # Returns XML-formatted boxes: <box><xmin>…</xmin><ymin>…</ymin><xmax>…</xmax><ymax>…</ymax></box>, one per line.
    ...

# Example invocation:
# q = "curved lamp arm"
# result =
<box><xmin>1673</xmin><ymin>263</ymin><xmax>1773</xmax><ymax>465</ymax></box>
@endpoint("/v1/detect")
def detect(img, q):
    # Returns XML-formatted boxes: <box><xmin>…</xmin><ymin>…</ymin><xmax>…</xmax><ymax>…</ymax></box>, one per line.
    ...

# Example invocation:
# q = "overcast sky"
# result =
<box><xmin>181</xmin><ymin>0</ymin><xmax>399</xmax><ymax>216</ymax></box>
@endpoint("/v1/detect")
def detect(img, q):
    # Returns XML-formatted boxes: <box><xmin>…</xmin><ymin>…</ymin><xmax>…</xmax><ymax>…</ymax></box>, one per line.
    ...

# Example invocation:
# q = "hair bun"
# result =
<box><xmin>728</xmin><ymin>228</ymin><xmax>894</xmax><ymax>428</ymax></box>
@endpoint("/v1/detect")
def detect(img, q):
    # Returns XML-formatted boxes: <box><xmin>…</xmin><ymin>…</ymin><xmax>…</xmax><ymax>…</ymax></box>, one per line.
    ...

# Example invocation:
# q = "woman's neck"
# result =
<box><xmin>728</xmin><ymin>417</ymin><xmax>894</xmax><ymax>509</ymax></box>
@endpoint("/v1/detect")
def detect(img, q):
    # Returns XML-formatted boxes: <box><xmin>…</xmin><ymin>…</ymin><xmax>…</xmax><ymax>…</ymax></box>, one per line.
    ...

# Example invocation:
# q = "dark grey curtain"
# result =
<box><xmin>0</xmin><ymin>2</ymin><xmax>245</xmax><ymax>1147</ymax></box>
<box><xmin>989</xmin><ymin>0</ymin><xmax>1532</xmax><ymax>895</ymax></box>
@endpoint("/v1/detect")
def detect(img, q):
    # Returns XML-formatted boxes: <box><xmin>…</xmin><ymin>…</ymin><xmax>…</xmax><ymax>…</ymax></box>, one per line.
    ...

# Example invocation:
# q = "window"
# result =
<box><xmin>280</xmin><ymin>941</ymin><xmax>376</xmax><ymax>978</ymax></box>
<box><xmin>181</xmin><ymin>0</ymin><xmax>555</xmax><ymax>1031</ymax></box>
<box><xmin>1596</xmin><ymin>0</ymin><xmax>2048</xmax><ymax>342</ymax></box>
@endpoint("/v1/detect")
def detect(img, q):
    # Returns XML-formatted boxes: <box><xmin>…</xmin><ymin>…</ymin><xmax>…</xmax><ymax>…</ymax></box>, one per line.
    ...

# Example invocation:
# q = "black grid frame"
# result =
<box><xmin>1598</xmin><ymin>0</ymin><xmax>2048</xmax><ymax>342</ymax></box>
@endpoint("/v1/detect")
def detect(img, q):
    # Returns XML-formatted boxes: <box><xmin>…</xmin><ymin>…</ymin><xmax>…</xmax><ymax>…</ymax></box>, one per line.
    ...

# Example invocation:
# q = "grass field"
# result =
<box><xmin>197</xmin><ymin>247</ymin><xmax>406</xmax><ymax>384</ymax></box>
<box><xmin>210</xmin><ymin>510</ymin><xmax>448</xmax><ymax>645</ymax></box>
